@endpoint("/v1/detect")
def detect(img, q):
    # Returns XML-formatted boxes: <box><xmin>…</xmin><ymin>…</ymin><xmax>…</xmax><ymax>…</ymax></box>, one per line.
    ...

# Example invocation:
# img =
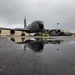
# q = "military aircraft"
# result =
<box><xmin>0</xmin><ymin>17</ymin><xmax>74</xmax><ymax>36</ymax></box>
<box><xmin>0</xmin><ymin>17</ymin><xmax>45</xmax><ymax>35</ymax></box>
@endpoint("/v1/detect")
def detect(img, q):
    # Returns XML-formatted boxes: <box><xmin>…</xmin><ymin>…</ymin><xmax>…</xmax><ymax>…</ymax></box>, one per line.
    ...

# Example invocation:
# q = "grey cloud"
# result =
<box><xmin>0</xmin><ymin>0</ymin><xmax>29</xmax><ymax>25</ymax></box>
<box><xmin>0</xmin><ymin>0</ymin><xmax>75</xmax><ymax>31</ymax></box>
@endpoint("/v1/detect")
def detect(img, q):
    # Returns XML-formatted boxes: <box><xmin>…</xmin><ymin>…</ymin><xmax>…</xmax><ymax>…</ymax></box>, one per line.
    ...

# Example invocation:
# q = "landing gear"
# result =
<box><xmin>21</xmin><ymin>32</ymin><xmax>25</xmax><ymax>36</ymax></box>
<box><xmin>0</xmin><ymin>30</ymin><xmax>2</xmax><ymax>34</ymax></box>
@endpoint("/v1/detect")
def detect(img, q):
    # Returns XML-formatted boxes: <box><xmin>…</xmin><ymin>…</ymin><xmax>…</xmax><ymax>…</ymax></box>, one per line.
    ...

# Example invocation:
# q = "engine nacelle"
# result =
<box><xmin>50</xmin><ymin>29</ymin><xmax>61</xmax><ymax>36</ymax></box>
<box><xmin>10</xmin><ymin>30</ymin><xmax>15</xmax><ymax>35</ymax></box>
<box><xmin>56</xmin><ymin>29</ymin><xmax>61</xmax><ymax>34</ymax></box>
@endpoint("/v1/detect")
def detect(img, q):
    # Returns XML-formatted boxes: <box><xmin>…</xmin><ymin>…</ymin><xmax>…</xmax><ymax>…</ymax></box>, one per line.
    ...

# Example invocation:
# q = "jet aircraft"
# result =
<box><xmin>0</xmin><ymin>17</ymin><xmax>45</xmax><ymax>36</ymax></box>
<box><xmin>0</xmin><ymin>17</ymin><xmax>74</xmax><ymax>36</ymax></box>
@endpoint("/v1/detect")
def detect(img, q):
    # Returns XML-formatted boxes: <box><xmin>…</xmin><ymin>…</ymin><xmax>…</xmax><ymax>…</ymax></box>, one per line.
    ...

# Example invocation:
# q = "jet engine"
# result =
<box><xmin>49</xmin><ymin>29</ymin><xmax>61</xmax><ymax>36</ymax></box>
<box><xmin>10</xmin><ymin>30</ymin><xmax>15</xmax><ymax>35</ymax></box>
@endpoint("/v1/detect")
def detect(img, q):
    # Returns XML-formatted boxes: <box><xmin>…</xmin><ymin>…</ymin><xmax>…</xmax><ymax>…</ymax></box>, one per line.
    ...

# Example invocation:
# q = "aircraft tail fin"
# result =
<box><xmin>24</xmin><ymin>17</ymin><xmax>26</xmax><ymax>28</ymax></box>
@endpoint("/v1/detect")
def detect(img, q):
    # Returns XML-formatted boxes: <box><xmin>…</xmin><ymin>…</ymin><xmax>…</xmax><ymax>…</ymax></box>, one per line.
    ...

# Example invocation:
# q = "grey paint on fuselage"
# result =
<box><xmin>25</xmin><ymin>21</ymin><xmax>45</xmax><ymax>33</ymax></box>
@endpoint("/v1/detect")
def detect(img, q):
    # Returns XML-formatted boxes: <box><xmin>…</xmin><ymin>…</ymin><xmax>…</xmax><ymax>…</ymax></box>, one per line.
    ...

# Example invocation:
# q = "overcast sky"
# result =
<box><xmin>0</xmin><ymin>0</ymin><xmax>75</xmax><ymax>31</ymax></box>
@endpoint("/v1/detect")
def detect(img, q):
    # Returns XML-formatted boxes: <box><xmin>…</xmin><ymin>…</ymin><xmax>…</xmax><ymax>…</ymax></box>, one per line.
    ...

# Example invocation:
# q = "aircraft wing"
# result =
<box><xmin>14</xmin><ymin>28</ymin><xmax>30</xmax><ymax>32</ymax></box>
<box><xmin>0</xmin><ymin>27</ymin><xmax>13</xmax><ymax>30</ymax></box>
<box><xmin>0</xmin><ymin>27</ymin><xmax>30</xmax><ymax>33</ymax></box>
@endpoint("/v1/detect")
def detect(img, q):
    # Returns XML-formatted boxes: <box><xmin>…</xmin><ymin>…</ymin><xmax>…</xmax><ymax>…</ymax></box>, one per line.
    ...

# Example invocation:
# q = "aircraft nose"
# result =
<box><xmin>39</xmin><ymin>24</ymin><xmax>44</xmax><ymax>29</ymax></box>
<box><xmin>37</xmin><ymin>23</ymin><xmax>44</xmax><ymax>29</ymax></box>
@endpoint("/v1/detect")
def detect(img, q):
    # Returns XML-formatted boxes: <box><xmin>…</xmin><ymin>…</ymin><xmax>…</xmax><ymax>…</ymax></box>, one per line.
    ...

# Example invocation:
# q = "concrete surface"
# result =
<box><xmin>0</xmin><ymin>36</ymin><xmax>75</xmax><ymax>75</ymax></box>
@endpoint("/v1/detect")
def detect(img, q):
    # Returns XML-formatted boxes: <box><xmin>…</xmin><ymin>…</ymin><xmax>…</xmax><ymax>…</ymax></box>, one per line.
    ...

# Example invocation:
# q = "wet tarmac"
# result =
<box><xmin>0</xmin><ymin>36</ymin><xmax>75</xmax><ymax>75</ymax></box>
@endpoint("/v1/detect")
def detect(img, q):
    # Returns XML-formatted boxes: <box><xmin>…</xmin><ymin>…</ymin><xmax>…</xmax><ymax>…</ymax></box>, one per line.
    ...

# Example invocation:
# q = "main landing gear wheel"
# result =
<box><xmin>21</xmin><ymin>33</ymin><xmax>25</xmax><ymax>36</ymax></box>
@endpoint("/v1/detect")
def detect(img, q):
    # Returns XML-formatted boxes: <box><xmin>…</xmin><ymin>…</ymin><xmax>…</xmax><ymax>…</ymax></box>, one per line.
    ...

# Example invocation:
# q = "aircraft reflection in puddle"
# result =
<box><xmin>10</xmin><ymin>37</ymin><xmax>69</xmax><ymax>52</ymax></box>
